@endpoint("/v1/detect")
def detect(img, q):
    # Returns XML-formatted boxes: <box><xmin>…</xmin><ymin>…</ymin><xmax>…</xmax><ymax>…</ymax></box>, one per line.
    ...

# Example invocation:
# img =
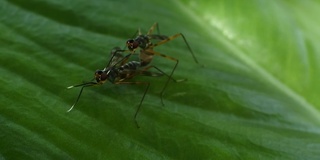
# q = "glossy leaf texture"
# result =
<box><xmin>1</xmin><ymin>0</ymin><xmax>320</xmax><ymax>159</ymax></box>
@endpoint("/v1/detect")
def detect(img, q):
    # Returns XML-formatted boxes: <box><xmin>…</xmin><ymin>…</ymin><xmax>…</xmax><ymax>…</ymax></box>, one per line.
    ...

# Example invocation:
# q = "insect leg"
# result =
<box><xmin>115</xmin><ymin>81</ymin><xmax>150</xmax><ymax>128</ymax></box>
<box><xmin>142</xmin><ymin>50</ymin><xmax>180</xmax><ymax>105</ymax></box>
<box><xmin>152</xmin><ymin>33</ymin><xmax>198</xmax><ymax>64</ymax></box>
<box><xmin>147</xmin><ymin>22</ymin><xmax>160</xmax><ymax>35</ymax></box>
<box><xmin>142</xmin><ymin>65</ymin><xmax>186</xmax><ymax>83</ymax></box>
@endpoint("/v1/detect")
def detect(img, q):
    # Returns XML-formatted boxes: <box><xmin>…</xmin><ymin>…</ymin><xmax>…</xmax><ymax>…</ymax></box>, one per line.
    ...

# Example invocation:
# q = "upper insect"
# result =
<box><xmin>123</xmin><ymin>22</ymin><xmax>199</xmax><ymax>104</ymax></box>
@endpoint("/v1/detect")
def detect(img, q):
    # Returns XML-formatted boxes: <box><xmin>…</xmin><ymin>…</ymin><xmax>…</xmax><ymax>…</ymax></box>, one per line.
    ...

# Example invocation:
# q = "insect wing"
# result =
<box><xmin>111</xmin><ymin>47</ymin><xmax>125</xmax><ymax>66</ymax></box>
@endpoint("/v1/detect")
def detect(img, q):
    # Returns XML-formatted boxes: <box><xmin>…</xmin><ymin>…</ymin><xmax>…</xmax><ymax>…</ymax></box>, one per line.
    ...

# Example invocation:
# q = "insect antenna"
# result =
<box><xmin>67</xmin><ymin>82</ymin><xmax>97</xmax><ymax>112</ymax></box>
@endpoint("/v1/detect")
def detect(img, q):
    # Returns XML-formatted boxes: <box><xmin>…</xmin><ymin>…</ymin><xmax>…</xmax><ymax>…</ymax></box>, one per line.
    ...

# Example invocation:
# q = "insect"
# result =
<box><xmin>67</xmin><ymin>47</ymin><xmax>177</xmax><ymax>128</ymax></box>
<box><xmin>125</xmin><ymin>22</ymin><xmax>199</xmax><ymax>104</ymax></box>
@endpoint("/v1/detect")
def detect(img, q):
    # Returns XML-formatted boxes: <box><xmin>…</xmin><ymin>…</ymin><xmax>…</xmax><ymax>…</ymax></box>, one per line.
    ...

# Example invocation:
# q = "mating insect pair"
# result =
<box><xmin>67</xmin><ymin>23</ymin><xmax>198</xmax><ymax>128</ymax></box>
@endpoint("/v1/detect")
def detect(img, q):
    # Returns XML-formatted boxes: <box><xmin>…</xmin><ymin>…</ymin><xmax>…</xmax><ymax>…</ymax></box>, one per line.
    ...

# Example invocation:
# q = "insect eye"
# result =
<box><xmin>126</xmin><ymin>39</ymin><xmax>134</xmax><ymax>44</ymax></box>
<box><xmin>94</xmin><ymin>70</ymin><xmax>103</xmax><ymax>82</ymax></box>
<box><xmin>95</xmin><ymin>70</ymin><xmax>103</xmax><ymax>75</ymax></box>
<box><xmin>126</xmin><ymin>39</ymin><xmax>138</xmax><ymax>50</ymax></box>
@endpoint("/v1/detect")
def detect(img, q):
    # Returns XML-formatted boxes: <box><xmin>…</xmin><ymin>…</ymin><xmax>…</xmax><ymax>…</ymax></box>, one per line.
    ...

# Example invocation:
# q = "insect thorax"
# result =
<box><xmin>135</xmin><ymin>35</ymin><xmax>152</xmax><ymax>49</ymax></box>
<box><xmin>102</xmin><ymin>67</ymin><xmax>119</xmax><ymax>83</ymax></box>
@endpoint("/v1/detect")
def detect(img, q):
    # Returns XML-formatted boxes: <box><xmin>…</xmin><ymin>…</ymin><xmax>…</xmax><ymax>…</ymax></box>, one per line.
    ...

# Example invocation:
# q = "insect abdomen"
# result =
<box><xmin>120</xmin><ymin>61</ymin><xmax>141</xmax><ymax>70</ymax></box>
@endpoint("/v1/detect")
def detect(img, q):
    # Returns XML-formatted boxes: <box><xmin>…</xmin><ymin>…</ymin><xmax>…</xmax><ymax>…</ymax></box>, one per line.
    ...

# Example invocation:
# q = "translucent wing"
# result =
<box><xmin>106</xmin><ymin>47</ymin><xmax>125</xmax><ymax>68</ymax></box>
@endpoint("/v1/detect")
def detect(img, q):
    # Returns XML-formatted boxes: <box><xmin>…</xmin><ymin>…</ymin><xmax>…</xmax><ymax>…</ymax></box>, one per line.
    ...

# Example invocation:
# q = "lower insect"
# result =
<box><xmin>67</xmin><ymin>47</ymin><xmax>178</xmax><ymax>128</ymax></box>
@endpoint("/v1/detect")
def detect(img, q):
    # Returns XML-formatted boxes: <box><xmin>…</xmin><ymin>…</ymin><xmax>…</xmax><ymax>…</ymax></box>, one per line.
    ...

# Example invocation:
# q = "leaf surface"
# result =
<box><xmin>1</xmin><ymin>0</ymin><xmax>320</xmax><ymax>159</ymax></box>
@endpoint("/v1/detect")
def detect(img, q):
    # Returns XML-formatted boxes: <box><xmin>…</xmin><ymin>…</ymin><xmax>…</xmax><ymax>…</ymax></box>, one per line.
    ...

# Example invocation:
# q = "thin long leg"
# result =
<box><xmin>143</xmin><ymin>64</ymin><xmax>187</xmax><ymax>105</ymax></box>
<box><xmin>115</xmin><ymin>81</ymin><xmax>150</xmax><ymax>128</ymax></box>
<box><xmin>151</xmin><ymin>33</ymin><xmax>198</xmax><ymax>64</ymax></box>
<box><xmin>142</xmin><ymin>65</ymin><xmax>186</xmax><ymax>83</ymax></box>
<box><xmin>147</xmin><ymin>22</ymin><xmax>160</xmax><ymax>35</ymax></box>
<box><xmin>159</xmin><ymin>61</ymin><xmax>178</xmax><ymax>105</ymax></box>
<box><xmin>138</xmin><ymin>28</ymin><xmax>142</xmax><ymax>35</ymax></box>
<box><xmin>131</xmin><ymin>22</ymin><xmax>160</xmax><ymax>39</ymax></box>
<box><xmin>141</xmin><ymin>50</ymin><xmax>180</xmax><ymax>105</ymax></box>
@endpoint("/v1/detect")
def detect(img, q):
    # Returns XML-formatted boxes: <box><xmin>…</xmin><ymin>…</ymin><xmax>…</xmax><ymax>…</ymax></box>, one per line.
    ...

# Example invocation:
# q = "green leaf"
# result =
<box><xmin>1</xmin><ymin>0</ymin><xmax>320</xmax><ymax>159</ymax></box>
